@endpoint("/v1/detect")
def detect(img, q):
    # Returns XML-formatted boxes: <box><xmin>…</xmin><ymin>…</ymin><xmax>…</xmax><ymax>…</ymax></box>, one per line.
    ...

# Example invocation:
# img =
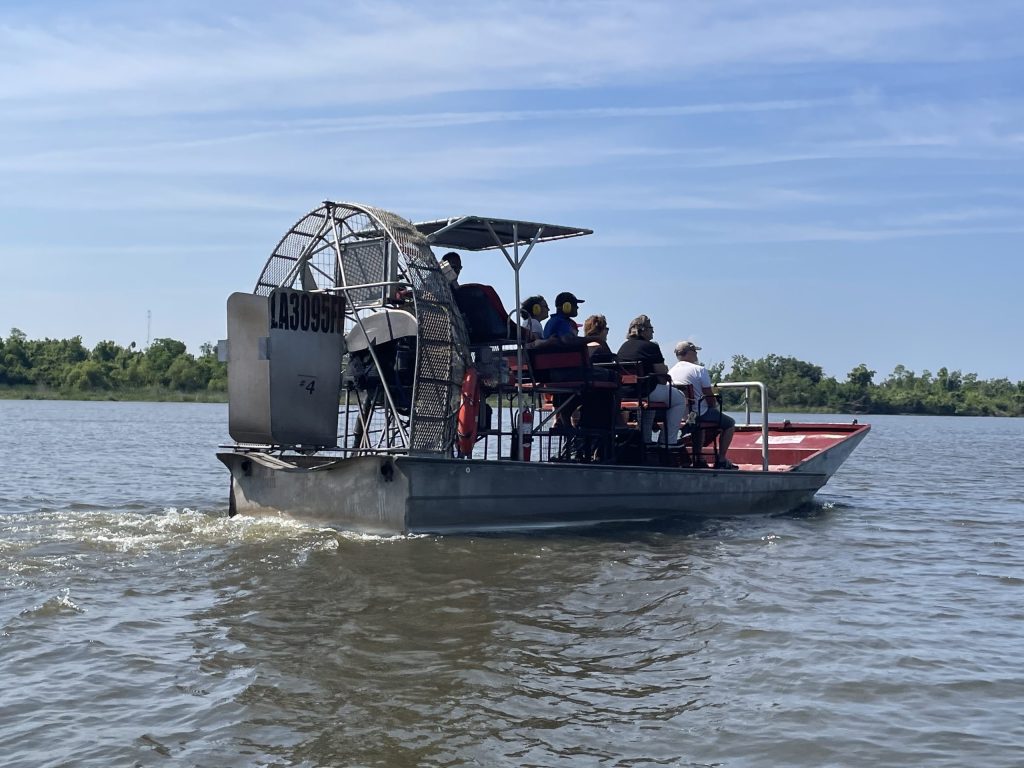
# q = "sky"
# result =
<box><xmin>1</xmin><ymin>0</ymin><xmax>1022</xmax><ymax>383</ymax></box>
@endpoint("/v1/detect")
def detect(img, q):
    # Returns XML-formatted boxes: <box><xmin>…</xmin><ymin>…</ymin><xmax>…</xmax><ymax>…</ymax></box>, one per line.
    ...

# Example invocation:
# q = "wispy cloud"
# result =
<box><xmin>0</xmin><ymin>97</ymin><xmax>845</xmax><ymax>172</ymax></box>
<box><xmin>2</xmin><ymin>1</ymin><xmax>1024</xmax><ymax>379</ymax></box>
<box><xmin>1</xmin><ymin>1</ymin><xmax>1014</xmax><ymax>120</ymax></box>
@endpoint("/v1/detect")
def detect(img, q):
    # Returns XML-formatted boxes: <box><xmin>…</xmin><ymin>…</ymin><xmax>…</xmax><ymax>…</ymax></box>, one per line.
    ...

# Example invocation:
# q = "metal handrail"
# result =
<box><xmin>713</xmin><ymin>380</ymin><xmax>769</xmax><ymax>471</ymax></box>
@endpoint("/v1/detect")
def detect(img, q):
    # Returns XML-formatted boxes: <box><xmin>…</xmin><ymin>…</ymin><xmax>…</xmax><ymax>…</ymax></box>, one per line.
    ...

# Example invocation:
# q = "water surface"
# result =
<box><xmin>1</xmin><ymin>401</ymin><xmax>1022</xmax><ymax>767</ymax></box>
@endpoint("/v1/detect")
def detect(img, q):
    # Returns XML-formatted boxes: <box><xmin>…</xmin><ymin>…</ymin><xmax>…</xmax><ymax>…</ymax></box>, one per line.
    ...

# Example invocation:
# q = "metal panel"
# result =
<box><xmin>226</xmin><ymin>292</ymin><xmax>272</xmax><ymax>444</ymax></box>
<box><xmin>267</xmin><ymin>288</ymin><xmax>346</xmax><ymax>448</ymax></box>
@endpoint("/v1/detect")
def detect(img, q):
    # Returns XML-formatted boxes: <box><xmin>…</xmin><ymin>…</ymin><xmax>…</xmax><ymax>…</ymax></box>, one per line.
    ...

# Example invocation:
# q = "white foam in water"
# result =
<box><xmin>19</xmin><ymin>588</ymin><xmax>83</xmax><ymax>618</ymax></box>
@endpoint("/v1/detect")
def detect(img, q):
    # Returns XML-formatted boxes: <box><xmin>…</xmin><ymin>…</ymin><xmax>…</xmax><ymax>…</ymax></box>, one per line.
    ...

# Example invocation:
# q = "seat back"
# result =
<box><xmin>503</xmin><ymin>345</ymin><xmax>619</xmax><ymax>394</ymax></box>
<box><xmin>529</xmin><ymin>347</ymin><xmax>591</xmax><ymax>383</ymax></box>
<box><xmin>616</xmin><ymin>360</ymin><xmax>662</xmax><ymax>399</ymax></box>
<box><xmin>454</xmin><ymin>283</ymin><xmax>517</xmax><ymax>344</ymax></box>
<box><xmin>673</xmin><ymin>383</ymin><xmax>697</xmax><ymax>414</ymax></box>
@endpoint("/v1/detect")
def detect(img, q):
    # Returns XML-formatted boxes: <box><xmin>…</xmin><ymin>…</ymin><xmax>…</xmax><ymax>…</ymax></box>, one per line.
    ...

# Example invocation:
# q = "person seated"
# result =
<box><xmin>670</xmin><ymin>340</ymin><xmax>737</xmax><ymax>469</ymax></box>
<box><xmin>543</xmin><ymin>291</ymin><xmax>583</xmax><ymax>341</ymax></box>
<box><xmin>616</xmin><ymin>314</ymin><xmax>686</xmax><ymax>446</ymax></box>
<box><xmin>439</xmin><ymin>252</ymin><xmax>462</xmax><ymax>288</ymax></box>
<box><xmin>537</xmin><ymin>292</ymin><xmax>591</xmax><ymax>430</ymax></box>
<box><xmin>582</xmin><ymin>314</ymin><xmax>615</xmax><ymax>363</ymax></box>
<box><xmin>579</xmin><ymin>314</ymin><xmax>624</xmax><ymax>434</ymax></box>
<box><xmin>519</xmin><ymin>295</ymin><xmax>549</xmax><ymax>339</ymax></box>
<box><xmin>437</xmin><ymin>253</ymin><xmax>534</xmax><ymax>344</ymax></box>
<box><xmin>579</xmin><ymin>313</ymin><xmax>617</xmax><ymax>382</ymax></box>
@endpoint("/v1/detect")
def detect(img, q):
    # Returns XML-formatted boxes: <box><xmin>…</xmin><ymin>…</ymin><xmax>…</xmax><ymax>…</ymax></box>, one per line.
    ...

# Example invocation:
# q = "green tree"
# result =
<box><xmin>166</xmin><ymin>356</ymin><xmax>205</xmax><ymax>391</ymax></box>
<box><xmin>841</xmin><ymin>364</ymin><xmax>876</xmax><ymax>413</ymax></box>
<box><xmin>724</xmin><ymin>354</ymin><xmax>833</xmax><ymax>409</ymax></box>
<box><xmin>64</xmin><ymin>360</ymin><xmax>112</xmax><ymax>390</ymax></box>
<box><xmin>197</xmin><ymin>343</ymin><xmax>227</xmax><ymax>392</ymax></box>
<box><xmin>1</xmin><ymin>328</ymin><xmax>34</xmax><ymax>385</ymax></box>
<box><xmin>143</xmin><ymin>338</ymin><xmax>189</xmax><ymax>385</ymax></box>
<box><xmin>28</xmin><ymin>336</ymin><xmax>89</xmax><ymax>387</ymax></box>
<box><xmin>847</xmin><ymin>363</ymin><xmax>875</xmax><ymax>389</ymax></box>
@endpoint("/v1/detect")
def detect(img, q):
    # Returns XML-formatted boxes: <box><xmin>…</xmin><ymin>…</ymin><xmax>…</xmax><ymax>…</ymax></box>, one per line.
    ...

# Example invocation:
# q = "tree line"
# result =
<box><xmin>1</xmin><ymin>329</ymin><xmax>1021</xmax><ymax>415</ymax></box>
<box><xmin>713</xmin><ymin>355</ymin><xmax>1023</xmax><ymax>417</ymax></box>
<box><xmin>0</xmin><ymin>328</ymin><xmax>225</xmax><ymax>397</ymax></box>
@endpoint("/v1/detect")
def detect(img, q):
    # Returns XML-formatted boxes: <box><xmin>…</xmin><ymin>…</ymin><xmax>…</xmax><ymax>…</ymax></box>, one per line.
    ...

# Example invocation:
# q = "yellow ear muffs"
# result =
<box><xmin>532</xmin><ymin>303</ymin><xmax>542</xmax><ymax>318</ymax></box>
<box><xmin>562</xmin><ymin>301</ymin><xmax>573</xmax><ymax>314</ymax></box>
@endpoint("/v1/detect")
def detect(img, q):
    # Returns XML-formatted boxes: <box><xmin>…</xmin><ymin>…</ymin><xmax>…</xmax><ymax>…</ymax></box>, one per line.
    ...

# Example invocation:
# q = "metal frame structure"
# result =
<box><xmin>252</xmin><ymin>201</ymin><xmax>469</xmax><ymax>456</ymax></box>
<box><xmin>415</xmin><ymin>215</ymin><xmax>592</xmax><ymax>458</ymax></box>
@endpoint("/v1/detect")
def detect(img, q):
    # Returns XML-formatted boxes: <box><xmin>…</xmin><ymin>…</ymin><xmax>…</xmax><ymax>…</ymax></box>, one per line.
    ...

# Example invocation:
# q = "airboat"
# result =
<box><xmin>217</xmin><ymin>201</ymin><xmax>870</xmax><ymax>534</ymax></box>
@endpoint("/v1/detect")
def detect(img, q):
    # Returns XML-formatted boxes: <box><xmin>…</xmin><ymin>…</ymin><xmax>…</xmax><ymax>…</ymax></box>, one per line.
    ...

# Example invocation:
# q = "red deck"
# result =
<box><xmin>725</xmin><ymin>421</ymin><xmax>869</xmax><ymax>471</ymax></box>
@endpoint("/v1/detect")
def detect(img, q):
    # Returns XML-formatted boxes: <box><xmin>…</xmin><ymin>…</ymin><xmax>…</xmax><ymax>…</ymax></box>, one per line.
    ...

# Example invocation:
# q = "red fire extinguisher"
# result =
<box><xmin>519</xmin><ymin>406</ymin><xmax>533</xmax><ymax>462</ymax></box>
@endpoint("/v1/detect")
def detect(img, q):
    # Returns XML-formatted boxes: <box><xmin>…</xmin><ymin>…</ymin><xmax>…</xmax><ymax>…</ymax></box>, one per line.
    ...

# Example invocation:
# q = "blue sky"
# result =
<box><xmin>2</xmin><ymin>0</ymin><xmax>1022</xmax><ymax>382</ymax></box>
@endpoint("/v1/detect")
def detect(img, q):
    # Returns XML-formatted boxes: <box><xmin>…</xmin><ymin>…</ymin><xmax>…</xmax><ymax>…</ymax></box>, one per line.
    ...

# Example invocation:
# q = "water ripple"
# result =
<box><xmin>1</xmin><ymin>405</ymin><xmax>1024</xmax><ymax>767</ymax></box>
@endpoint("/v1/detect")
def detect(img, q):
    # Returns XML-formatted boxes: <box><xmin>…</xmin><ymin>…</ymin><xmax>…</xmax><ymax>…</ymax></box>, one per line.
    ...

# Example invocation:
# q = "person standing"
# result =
<box><xmin>616</xmin><ymin>315</ymin><xmax>686</xmax><ymax>446</ymax></box>
<box><xmin>669</xmin><ymin>340</ymin><xmax>737</xmax><ymax>469</ymax></box>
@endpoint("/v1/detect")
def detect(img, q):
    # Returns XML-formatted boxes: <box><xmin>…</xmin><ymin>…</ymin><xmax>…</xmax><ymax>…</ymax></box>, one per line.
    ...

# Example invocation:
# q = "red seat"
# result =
<box><xmin>454</xmin><ymin>283</ymin><xmax>535</xmax><ymax>345</ymax></box>
<box><xmin>505</xmin><ymin>347</ymin><xmax>618</xmax><ymax>391</ymax></box>
<box><xmin>532</xmin><ymin>348</ymin><xmax>612</xmax><ymax>386</ymax></box>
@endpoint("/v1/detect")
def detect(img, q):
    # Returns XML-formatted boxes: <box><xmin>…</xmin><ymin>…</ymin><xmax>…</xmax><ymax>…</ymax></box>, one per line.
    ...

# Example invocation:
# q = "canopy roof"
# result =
<box><xmin>414</xmin><ymin>215</ymin><xmax>592</xmax><ymax>252</ymax></box>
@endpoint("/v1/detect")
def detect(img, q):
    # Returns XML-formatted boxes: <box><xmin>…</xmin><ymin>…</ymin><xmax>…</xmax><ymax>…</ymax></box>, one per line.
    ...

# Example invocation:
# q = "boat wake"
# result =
<box><xmin>2</xmin><ymin>505</ymin><xmax>432</xmax><ymax>572</ymax></box>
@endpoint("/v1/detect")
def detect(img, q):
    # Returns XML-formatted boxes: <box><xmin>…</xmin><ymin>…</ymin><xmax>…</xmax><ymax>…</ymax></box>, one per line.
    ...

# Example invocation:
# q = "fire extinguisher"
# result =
<box><xmin>519</xmin><ymin>406</ymin><xmax>533</xmax><ymax>462</ymax></box>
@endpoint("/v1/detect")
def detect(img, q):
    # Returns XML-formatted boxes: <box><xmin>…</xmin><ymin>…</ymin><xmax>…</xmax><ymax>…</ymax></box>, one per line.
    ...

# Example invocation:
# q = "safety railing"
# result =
<box><xmin>714</xmin><ymin>380</ymin><xmax>769</xmax><ymax>471</ymax></box>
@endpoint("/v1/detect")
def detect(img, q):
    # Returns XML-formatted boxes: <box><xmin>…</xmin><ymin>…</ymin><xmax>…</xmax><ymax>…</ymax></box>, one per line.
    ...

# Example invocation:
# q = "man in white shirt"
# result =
<box><xmin>669</xmin><ymin>340</ymin><xmax>737</xmax><ymax>469</ymax></box>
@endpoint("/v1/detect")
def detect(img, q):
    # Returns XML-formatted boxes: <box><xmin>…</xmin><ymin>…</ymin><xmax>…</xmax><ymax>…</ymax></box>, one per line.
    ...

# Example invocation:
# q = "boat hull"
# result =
<box><xmin>219</xmin><ymin>443</ymin><xmax>861</xmax><ymax>536</ymax></box>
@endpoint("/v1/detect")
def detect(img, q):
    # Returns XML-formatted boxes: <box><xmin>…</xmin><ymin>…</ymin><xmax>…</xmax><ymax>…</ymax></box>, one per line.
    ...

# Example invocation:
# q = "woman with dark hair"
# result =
<box><xmin>519</xmin><ymin>295</ymin><xmax>548</xmax><ymax>338</ymax></box>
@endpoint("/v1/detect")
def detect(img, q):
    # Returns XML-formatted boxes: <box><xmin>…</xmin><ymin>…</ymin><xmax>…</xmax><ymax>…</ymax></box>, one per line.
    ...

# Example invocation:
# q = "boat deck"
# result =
<box><xmin>727</xmin><ymin>421</ymin><xmax>868</xmax><ymax>471</ymax></box>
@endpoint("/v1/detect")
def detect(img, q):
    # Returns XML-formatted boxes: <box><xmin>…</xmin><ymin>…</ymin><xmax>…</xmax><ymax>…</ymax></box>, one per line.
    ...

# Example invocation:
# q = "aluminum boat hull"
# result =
<box><xmin>218</xmin><ymin>423</ymin><xmax>869</xmax><ymax>534</ymax></box>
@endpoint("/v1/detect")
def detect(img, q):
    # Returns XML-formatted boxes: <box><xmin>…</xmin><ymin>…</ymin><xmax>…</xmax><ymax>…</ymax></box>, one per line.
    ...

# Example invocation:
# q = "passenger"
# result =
<box><xmin>580</xmin><ymin>313</ymin><xmax>625</xmax><ymax>434</ymax></box>
<box><xmin>439</xmin><ymin>252</ymin><xmax>462</xmax><ymax>288</ymax></box>
<box><xmin>543</xmin><ymin>291</ymin><xmax>583</xmax><ymax>341</ymax></box>
<box><xmin>519</xmin><ymin>295</ymin><xmax>549</xmax><ymax>338</ymax></box>
<box><xmin>616</xmin><ymin>314</ymin><xmax>686</xmax><ymax>446</ymax></box>
<box><xmin>582</xmin><ymin>314</ymin><xmax>615</xmax><ymax>362</ymax></box>
<box><xmin>670</xmin><ymin>340</ymin><xmax>737</xmax><ymax>469</ymax></box>
<box><xmin>538</xmin><ymin>292</ymin><xmax>586</xmax><ymax>431</ymax></box>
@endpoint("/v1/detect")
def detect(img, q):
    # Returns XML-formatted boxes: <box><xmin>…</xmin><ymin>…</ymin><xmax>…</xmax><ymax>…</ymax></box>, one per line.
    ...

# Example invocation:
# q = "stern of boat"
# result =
<box><xmin>218</xmin><ymin>451</ymin><xmax>412</xmax><ymax>535</ymax></box>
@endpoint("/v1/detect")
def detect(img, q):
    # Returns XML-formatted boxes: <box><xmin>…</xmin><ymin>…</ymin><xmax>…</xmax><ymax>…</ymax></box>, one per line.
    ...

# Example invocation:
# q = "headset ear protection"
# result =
<box><xmin>532</xmin><ymin>303</ymin><xmax>543</xmax><ymax>318</ymax></box>
<box><xmin>562</xmin><ymin>300</ymin><xmax>574</xmax><ymax>314</ymax></box>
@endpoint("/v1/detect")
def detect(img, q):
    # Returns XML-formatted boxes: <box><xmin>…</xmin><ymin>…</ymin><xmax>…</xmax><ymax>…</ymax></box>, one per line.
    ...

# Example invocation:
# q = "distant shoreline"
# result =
<box><xmin>0</xmin><ymin>386</ymin><xmax>227</xmax><ymax>403</ymax></box>
<box><xmin>2</xmin><ymin>386</ymin><xmax>1019</xmax><ymax>417</ymax></box>
<box><xmin>3</xmin><ymin>331</ymin><xmax>1019</xmax><ymax>416</ymax></box>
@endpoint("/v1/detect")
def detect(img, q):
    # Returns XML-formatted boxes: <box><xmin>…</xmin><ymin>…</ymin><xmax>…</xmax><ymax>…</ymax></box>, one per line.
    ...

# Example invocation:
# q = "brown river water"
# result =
<box><xmin>1</xmin><ymin>400</ymin><xmax>1022</xmax><ymax>767</ymax></box>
